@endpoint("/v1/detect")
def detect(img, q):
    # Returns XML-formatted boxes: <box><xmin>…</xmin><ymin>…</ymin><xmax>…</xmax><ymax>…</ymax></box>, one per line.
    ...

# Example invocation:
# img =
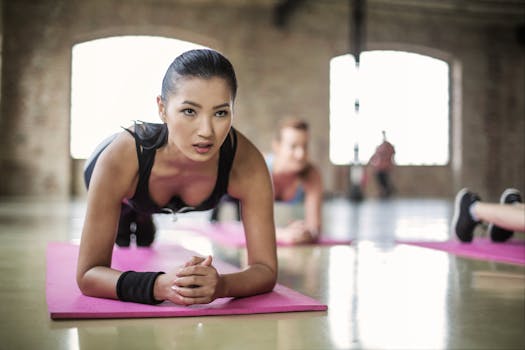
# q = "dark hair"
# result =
<box><xmin>161</xmin><ymin>49</ymin><xmax>237</xmax><ymax>103</ymax></box>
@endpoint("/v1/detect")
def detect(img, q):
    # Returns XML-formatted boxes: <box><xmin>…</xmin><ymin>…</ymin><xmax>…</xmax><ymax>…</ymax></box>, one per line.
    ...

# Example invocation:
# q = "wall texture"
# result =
<box><xmin>1</xmin><ymin>0</ymin><xmax>524</xmax><ymax>200</ymax></box>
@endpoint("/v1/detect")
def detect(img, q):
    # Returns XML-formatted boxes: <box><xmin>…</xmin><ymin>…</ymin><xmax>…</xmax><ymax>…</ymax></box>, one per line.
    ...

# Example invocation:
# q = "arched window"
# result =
<box><xmin>70</xmin><ymin>36</ymin><xmax>206</xmax><ymax>159</ymax></box>
<box><xmin>330</xmin><ymin>50</ymin><xmax>449</xmax><ymax>166</ymax></box>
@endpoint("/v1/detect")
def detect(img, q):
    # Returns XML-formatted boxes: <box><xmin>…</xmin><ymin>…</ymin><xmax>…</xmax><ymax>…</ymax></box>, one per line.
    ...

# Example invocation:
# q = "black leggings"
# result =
<box><xmin>375</xmin><ymin>171</ymin><xmax>393</xmax><ymax>198</ymax></box>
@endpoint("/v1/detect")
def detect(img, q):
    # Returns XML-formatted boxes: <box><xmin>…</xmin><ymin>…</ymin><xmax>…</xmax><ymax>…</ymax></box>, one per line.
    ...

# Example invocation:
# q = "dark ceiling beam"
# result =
<box><xmin>273</xmin><ymin>0</ymin><xmax>306</xmax><ymax>28</ymax></box>
<box><xmin>350</xmin><ymin>0</ymin><xmax>366</xmax><ymax>64</ymax></box>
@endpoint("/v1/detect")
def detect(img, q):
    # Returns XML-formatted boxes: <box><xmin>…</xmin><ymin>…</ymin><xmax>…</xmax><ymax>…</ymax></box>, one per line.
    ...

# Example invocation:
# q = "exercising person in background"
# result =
<box><xmin>211</xmin><ymin>117</ymin><xmax>323</xmax><ymax>244</ymax></box>
<box><xmin>268</xmin><ymin>117</ymin><xmax>323</xmax><ymax>244</ymax></box>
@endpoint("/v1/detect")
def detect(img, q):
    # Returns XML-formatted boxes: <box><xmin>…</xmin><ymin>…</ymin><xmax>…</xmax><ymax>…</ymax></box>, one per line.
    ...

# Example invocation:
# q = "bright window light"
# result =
<box><xmin>70</xmin><ymin>36</ymin><xmax>206</xmax><ymax>159</ymax></box>
<box><xmin>330</xmin><ymin>51</ymin><xmax>449</xmax><ymax>166</ymax></box>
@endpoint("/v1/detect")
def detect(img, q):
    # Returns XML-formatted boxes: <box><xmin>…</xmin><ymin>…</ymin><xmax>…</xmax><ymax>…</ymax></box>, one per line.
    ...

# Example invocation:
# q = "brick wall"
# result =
<box><xmin>1</xmin><ymin>0</ymin><xmax>523</xmax><ymax>200</ymax></box>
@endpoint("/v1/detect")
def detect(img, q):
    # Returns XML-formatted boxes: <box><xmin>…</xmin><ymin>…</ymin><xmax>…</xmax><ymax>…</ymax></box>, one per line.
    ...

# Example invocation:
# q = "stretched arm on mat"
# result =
<box><xmin>77</xmin><ymin>131</ymin><xmax>142</xmax><ymax>300</ymax></box>
<box><xmin>275</xmin><ymin>165</ymin><xmax>323</xmax><ymax>244</ymax></box>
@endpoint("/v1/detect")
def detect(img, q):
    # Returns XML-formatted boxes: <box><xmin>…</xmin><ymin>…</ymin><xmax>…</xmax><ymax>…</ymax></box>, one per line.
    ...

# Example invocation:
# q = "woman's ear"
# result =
<box><xmin>157</xmin><ymin>95</ymin><xmax>167</xmax><ymax>123</ymax></box>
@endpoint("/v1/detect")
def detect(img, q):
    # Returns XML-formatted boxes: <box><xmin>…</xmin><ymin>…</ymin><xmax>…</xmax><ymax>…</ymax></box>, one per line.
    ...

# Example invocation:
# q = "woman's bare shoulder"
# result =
<box><xmin>89</xmin><ymin>130</ymin><xmax>139</xmax><ymax>198</ymax></box>
<box><xmin>100</xmin><ymin>131</ymin><xmax>137</xmax><ymax>168</ymax></box>
<box><xmin>229</xmin><ymin>130</ymin><xmax>271</xmax><ymax>196</ymax></box>
<box><xmin>233</xmin><ymin>130</ymin><xmax>268</xmax><ymax>169</ymax></box>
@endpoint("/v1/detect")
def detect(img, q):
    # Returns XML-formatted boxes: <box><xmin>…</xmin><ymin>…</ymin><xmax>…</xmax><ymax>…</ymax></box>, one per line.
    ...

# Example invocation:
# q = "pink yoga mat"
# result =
<box><xmin>172</xmin><ymin>221</ymin><xmax>351</xmax><ymax>248</ymax></box>
<box><xmin>46</xmin><ymin>242</ymin><xmax>327</xmax><ymax>319</ymax></box>
<box><xmin>399</xmin><ymin>238</ymin><xmax>525</xmax><ymax>266</ymax></box>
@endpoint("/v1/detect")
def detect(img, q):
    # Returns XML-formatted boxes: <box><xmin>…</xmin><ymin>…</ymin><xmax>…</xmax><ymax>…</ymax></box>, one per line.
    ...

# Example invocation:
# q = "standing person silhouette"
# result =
<box><xmin>368</xmin><ymin>130</ymin><xmax>396</xmax><ymax>198</ymax></box>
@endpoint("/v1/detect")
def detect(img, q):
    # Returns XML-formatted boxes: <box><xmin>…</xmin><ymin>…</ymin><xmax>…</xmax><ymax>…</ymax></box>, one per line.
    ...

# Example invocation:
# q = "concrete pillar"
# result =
<box><xmin>0</xmin><ymin>2</ymin><xmax>71</xmax><ymax>197</ymax></box>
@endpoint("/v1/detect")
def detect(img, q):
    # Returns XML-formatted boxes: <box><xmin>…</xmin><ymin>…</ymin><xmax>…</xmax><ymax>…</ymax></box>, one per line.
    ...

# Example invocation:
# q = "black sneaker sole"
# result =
<box><xmin>451</xmin><ymin>188</ymin><xmax>475</xmax><ymax>242</ymax></box>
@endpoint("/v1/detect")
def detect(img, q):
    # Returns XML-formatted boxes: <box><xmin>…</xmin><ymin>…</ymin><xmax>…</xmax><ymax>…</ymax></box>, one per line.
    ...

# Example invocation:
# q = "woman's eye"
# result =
<box><xmin>215</xmin><ymin>110</ymin><xmax>229</xmax><ymax>118</ymax></box>
<box><xmin>182</xmin><ymin>108</ymin><xmax>196</xmax><ymax>116</ymax></box>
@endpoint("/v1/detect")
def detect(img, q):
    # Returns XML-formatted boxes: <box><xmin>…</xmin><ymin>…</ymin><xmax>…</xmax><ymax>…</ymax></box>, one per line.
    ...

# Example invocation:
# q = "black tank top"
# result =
<box><xmin>123</xmin><ymin>122</ymin><xmax>238</xmax><ymax>215</ymax></box>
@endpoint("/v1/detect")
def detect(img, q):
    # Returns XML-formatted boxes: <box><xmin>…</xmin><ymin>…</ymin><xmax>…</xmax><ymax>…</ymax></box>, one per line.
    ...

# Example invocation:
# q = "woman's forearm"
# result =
<box><xmin>77</xmin><ymin>266</ymin><xmax>122</xmax><ymax>299</ymax></box>
<box><xmin>79</xmin><ymin>262</ymin><xmax>277</xmax><ymax>304</ymax></box>
<box><xmin>217</xmin><ymin>263</ymin><xmax>277</xmax><ymax>298</ymax></box>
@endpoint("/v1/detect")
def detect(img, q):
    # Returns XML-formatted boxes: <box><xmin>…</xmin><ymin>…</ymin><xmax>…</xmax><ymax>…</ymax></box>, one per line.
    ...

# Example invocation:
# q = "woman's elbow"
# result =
<box><xmin>76</xmin><ymin>272</ymin><xmax>89</xmax><ymax>296</ymax></box>
<box><xmin>76</xmin><ymin>269</ymin><xmax>97</xmax><ymax>297</ymax></box>
<box><xmin>263</xmin><ymin>266</ymin><xmax>278</xmax><ymax>292</ymax></box>
<box><xmin>265</xmin><ymin>278</ymin><xmax>277</xmax><ymax>293</ymax></box>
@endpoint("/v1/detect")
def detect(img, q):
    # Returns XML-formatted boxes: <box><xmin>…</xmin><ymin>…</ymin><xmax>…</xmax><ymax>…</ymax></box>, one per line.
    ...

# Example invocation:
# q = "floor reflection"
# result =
<box><xmin>64</xmin><ymin>197</ymin><xmax>455</xmax><ymax>244</ymax></box>
<box><xmin>324</xmin><ymin>197</ymin><xmax>453</xmax><ymax>242</ymax></box>
<box><xmin>353</xmin><ymin>243</ymin><xmax>449</xmax><ymax>349</ymax></box>
<box><xmin>327</xmin><ymin>246</ymin><xmax>357</xmax><ymax>349</ymax></box>
<box><xmin>2</xmin><ymin>196</ymin><xmax>524</xmax><ymax>350</ymax></box>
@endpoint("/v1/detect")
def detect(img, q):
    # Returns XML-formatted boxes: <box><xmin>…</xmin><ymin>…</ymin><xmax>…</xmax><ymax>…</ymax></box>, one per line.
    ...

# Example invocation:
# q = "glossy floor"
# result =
<box><xmin>1</xmin><ymin>197</ymin><xmax>524</xmax><ymax>350</ymax></box>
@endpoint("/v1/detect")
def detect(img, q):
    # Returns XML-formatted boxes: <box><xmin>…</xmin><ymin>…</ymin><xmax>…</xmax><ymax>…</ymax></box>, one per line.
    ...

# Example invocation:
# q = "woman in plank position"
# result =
<box><xmin>77</xmin><ymin>49</ymin><xmax>277</xmax><ymax>305</ymax></box>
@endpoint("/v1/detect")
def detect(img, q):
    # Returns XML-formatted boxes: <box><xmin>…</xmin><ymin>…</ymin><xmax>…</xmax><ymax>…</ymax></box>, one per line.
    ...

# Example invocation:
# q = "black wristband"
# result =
<box><xmin>116</xmin><ymin>271</ymin><xmax>165</xmax><ymax>305</ymax></box>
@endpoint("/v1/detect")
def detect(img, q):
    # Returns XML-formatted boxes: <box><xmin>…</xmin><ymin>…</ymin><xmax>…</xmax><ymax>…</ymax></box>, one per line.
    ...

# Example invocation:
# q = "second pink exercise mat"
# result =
<box><xmin>171</xmin><ymin>221</ymin><xmax>351</xmax><ymax>248</ymax></box>
<box><xmin>399</xmin><ymin>238</ymin><xmax>525</xmax><ymax>266</ymax></box>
